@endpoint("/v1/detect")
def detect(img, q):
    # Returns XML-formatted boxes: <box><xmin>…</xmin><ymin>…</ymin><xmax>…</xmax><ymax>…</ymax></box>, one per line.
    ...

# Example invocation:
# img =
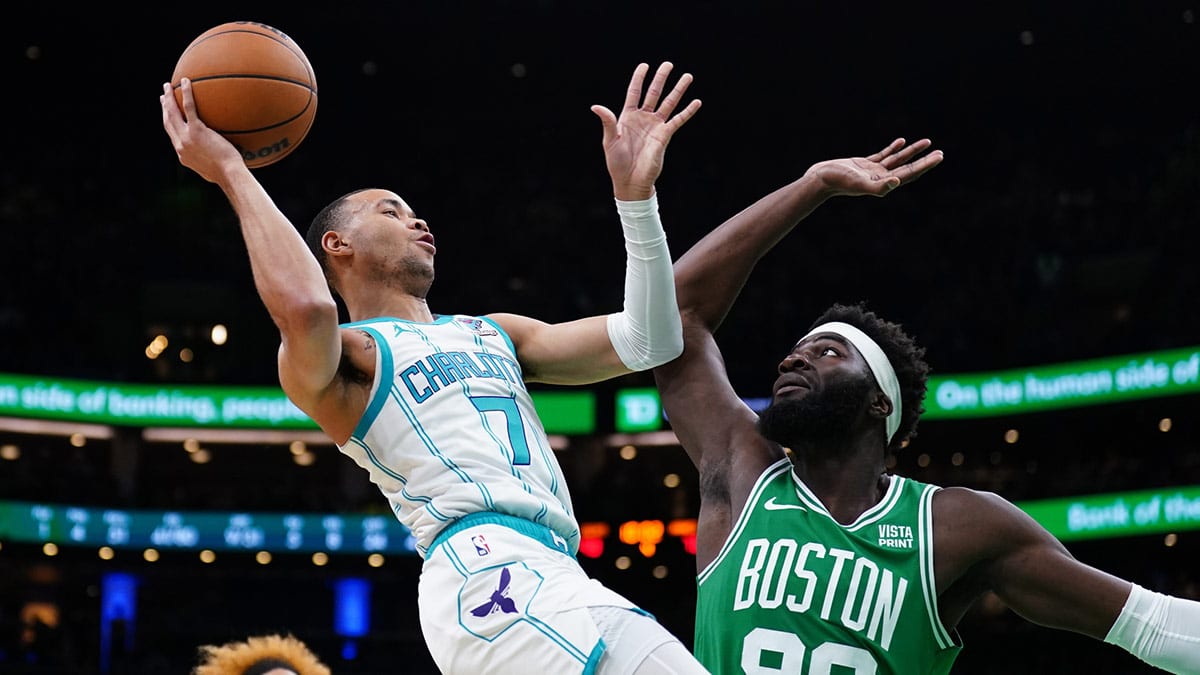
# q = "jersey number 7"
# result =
<box><xmin>470</xmin><ymin>396</ymin><xmax>531</xmax><ymax>465</ymax></box>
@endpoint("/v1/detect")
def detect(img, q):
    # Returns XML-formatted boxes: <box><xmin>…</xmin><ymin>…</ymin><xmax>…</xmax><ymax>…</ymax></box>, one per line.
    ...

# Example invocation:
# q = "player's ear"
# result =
<box><xmin>870</xmin><ymin>391</ymin><xmax>894</xmax><ymax>420</ymax></box>
<box><xmin>323</xmin><ymin>230</ymin><xmax>351</xmax><ymax>257</ymax></box>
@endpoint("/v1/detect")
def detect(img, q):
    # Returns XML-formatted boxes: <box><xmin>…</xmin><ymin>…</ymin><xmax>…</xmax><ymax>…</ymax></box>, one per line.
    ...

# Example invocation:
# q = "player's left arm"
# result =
<box><xmin>487</xmin><ymin>314</ymin><xmax>629</xmax><ymax>384</ymax></box>
<box><xmin>488</xmin><ymin>186</ymin><xmax>683</xmax><ymax>384</ymax></box>
<box><xmin>943</xmin><ymin>488</ymin><xmax>1200</xmax><ymax>673</ymax></box>
<box><xmin>487</xmin><ymin>62</ymin><xmax>702</xmax><ymax>385</ymax></box>
<box><xmin>485</xmin><ymin>186</ymin><xmax>681</xmax><ymax>384</ymax></box>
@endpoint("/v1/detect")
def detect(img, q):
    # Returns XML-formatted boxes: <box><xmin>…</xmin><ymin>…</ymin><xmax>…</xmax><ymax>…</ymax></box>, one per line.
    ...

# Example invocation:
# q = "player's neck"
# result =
<box><xmin>344</xmin><ymin>289</ymin><xmax>434</xmax><ymax>324</ymax></box>
<box><xmin>788</xmin><ymin>436</ymin><xmax>888</xmax><ymax>525</ymax></box>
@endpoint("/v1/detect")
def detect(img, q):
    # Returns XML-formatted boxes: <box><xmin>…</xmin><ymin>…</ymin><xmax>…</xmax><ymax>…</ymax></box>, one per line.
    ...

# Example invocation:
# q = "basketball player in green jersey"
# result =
<box><xmin>655</xmin><ymin>138</ymin><xmax>1200</xmax><ymax>674</ymax></box>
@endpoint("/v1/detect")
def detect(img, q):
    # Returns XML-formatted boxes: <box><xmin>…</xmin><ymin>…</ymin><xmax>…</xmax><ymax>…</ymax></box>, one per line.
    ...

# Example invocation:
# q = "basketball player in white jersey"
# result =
<box><xmin>161</xmin><ymin>62</ymin><xmax>710</xmax><ymax>674</ymax></box>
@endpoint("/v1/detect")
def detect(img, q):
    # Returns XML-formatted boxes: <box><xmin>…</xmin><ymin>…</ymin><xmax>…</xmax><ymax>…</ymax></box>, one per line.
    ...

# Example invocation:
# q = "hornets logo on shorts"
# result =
<box><xmin>470</xmin><ymin>567</ymin><xmax>519</xmax><ymax>617</ymax></box>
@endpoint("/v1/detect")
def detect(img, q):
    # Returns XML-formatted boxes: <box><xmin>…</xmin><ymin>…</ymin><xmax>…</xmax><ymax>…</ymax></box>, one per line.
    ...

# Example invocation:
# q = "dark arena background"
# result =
<box><xmin>2</xmin><ymin>2</ymin><xmax>1198</xmax><ymax>673</ymax></box>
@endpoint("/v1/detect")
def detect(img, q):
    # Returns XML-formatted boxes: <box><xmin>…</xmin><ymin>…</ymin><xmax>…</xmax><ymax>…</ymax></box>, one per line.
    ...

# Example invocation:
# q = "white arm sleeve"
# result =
<box><xmin>605</xmin><ymin>194</ymin><xmax>684</xmax><ymax>371</ymax></box>
<box><xmin>1104</xmin><ymin>583</ymin><xmax>1200</xmax><ymax>674</ymax></box>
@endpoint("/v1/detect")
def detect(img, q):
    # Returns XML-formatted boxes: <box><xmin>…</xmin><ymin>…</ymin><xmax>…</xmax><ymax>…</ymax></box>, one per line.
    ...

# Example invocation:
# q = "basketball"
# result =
<box><xmin>171</xmin><ymin>21</ymin><xmax>317</xmax><ymax>168</ymax></box>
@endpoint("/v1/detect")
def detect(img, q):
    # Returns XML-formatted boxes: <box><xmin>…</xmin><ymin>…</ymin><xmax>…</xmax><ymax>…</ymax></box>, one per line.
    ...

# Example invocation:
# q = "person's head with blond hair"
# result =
<box><xmin>193</xmin><ymin>633</ymin><xmax>331</xmax><ymax>675</ymax></box>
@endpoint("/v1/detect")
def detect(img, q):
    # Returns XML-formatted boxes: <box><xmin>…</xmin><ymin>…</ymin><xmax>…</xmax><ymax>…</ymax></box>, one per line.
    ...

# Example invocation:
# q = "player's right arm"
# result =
<box><xmin>656</xmin><ymin>139</ymin><xmax>944</xmax><ymax>560</ymax></box>
<box><xmin>934</xmin><ymin>488</ymin><xmax>1200</xmax><ymax>674</ymax></box>
<box><xmin>160</xmin><ymin>80</ymin><xmax>353</xmax><ymax>437</ymax></box>
<box><xmin>673</xmin><ymin>138</ymin><xmax>943</xmax><ymax>333</ymax></box>
<box><xmin>657</xmin><ymin>139</ymin><xmax>945</xmax><ymax>466</ymax></box>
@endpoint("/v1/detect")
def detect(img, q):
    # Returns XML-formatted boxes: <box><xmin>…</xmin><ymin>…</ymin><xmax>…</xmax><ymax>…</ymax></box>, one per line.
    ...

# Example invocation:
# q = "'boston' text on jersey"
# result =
<box><xmin>733</xmin><ymin>538</ymin><xmax>910</xmax><ymax>650</ymax></box>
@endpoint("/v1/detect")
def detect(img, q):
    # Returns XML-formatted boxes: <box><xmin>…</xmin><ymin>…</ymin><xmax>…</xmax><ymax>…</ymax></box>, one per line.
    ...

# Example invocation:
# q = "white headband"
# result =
<box><xmin>802</xmin><ymin>321</ymin><xmax>903</xmax><ymax>443</ymax></box>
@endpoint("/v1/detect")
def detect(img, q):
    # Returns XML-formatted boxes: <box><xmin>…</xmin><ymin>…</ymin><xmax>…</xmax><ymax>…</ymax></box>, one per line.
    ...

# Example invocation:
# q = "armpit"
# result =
<box><xmin>339</xmin><ymin>329</ymin><xmax>376</xmax><ymax>386</ymax></box>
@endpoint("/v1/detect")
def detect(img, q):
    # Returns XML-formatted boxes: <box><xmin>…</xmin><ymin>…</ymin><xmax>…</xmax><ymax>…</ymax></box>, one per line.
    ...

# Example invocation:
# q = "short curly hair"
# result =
<box><xmin>809</xmin><ymin>302</ymin><xmax>930</xmax><ymax>450</ymax></box>
<box><xmin>192</xmin><ymin>633</ymin><xmax>331</xmax><ymax>675</ymax></box>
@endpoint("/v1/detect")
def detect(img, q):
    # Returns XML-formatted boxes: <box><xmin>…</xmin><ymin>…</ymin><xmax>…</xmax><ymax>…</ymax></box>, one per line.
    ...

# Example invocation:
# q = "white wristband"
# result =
<box><xmin>1104</xmin><ymin>583</ymin><xmax>1200</xmax><ymax>674</ymax></box>
<box><xmin>606</xmin><ymin>194</ymin><xmax>683</xmax><ymax>371</ymax></box>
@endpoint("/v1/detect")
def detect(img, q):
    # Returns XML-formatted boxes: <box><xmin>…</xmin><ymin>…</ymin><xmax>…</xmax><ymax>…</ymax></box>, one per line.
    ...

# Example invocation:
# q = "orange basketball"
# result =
<box><xmin>171</xmin><ymin>21</ymin><xmax>317</xmax><ymax>168</ymax></box>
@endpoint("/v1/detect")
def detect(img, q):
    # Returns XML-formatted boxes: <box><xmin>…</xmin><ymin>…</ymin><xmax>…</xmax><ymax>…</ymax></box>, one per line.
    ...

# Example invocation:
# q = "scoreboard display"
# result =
<box><xmin>0</xmin><ymin>500</ymin><xmax>417</xmax><ymax>555</ymax></box>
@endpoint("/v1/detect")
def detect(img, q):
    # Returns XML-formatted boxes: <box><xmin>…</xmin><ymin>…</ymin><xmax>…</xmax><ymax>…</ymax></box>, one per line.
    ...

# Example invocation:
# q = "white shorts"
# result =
<box><xmin>418</xmin><ymin>512</ymin><xmax>645</xmax><ymax>675</ymax></box>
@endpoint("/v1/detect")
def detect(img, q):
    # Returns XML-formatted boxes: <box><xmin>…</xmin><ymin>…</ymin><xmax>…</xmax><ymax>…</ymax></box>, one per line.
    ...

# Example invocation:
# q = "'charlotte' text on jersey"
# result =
<box><xmin>399</xmin><ymin>351</ymin><xmax>526</xmax><ymax>404</ymax></box>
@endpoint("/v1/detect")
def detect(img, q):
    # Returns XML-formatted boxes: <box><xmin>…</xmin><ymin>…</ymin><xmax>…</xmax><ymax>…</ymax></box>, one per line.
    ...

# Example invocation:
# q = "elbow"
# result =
<box><xmin>624</xmin><ymin>339</ymin><xmax>683</xmax><ymax>372</ymax></box>
<box><xmin>607</xmin><ymin>310</ymin><xmax>684</xmax><ymax>372</ymax></box>
<box><xmin>679</xmin><ymin>308</ymin><xmax>709</xmax><ymax>333</ymax></box>
<box><xmin>660</xmin><ymin>330</ymin><xmax>685</xmax><ymax>364</ymax></box>
<box><xmin>641</xmin><ymin>334</ymin><xmax>685</xmax><ymax>370</ymax></box>
<box><xmin>272</xmin><ymin>295</ymin><xmax>339</xmax><ymax>336</ymax></box>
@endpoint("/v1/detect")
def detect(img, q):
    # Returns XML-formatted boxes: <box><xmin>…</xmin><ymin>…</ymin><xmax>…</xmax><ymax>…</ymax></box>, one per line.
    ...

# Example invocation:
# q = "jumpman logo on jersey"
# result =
<box><xmin>470</xmin><ymin>567</ymin><xmax>519</xmax><ymax>617</ymax></box>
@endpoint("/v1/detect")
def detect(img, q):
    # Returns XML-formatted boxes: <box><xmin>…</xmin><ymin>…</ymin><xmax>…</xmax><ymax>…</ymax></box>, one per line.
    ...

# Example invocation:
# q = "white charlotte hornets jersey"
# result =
<box><xmin>339</xmin><ymin>315</ymin><xmax>579</xmax><ymax>557</ymax></box>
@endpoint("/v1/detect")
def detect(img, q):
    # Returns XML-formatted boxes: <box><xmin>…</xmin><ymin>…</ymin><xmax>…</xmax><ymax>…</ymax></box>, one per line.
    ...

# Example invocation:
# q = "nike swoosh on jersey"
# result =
<box><xmin>763</xmin><ymin>497</ymin><xmax>807</xmax><ymax>511</ymax></box>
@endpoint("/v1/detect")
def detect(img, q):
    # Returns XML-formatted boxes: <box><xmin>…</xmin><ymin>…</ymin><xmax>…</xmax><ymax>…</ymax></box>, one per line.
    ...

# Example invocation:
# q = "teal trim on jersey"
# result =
<box><xmin>629</xmin><ymin>606</ymin><xmax>655</xmax><ymax>620</ymax></box>
<box><xmin>350</xmin><ymin>324</ymin><xmax>395</xmax><ymax>441</ymax></box>
<box><xmin>478</xmin><ymin>316</ymin><xmax>518</xmax><ymax>361</ymax></box>
<box><xmin>400</xmin><ymin>486</ymin><xmax>454</xmax><ymax>521</ymax></box>
<box><xmin>340</xmin><ymin>315</ymin><xmax>456</xmax><ymax>327</ymax></box>
<box><xmin>346</xmin><ymin>436</ymin><xmax>407</xmax><ymax>483</ymax></box>
<box><xmin>527</xmin><ymin>612</ymin><xmax>590</xmax><ymax>664</ymax></box>
<box><xmin>429</xmin><ymin>511</ymin><xmax>573</xmax><ymax>557</ymax></box>
<box><xmin>583</xmin><ymin>638</ymin><xmax>606</xmax><ymax>675</ymax></box>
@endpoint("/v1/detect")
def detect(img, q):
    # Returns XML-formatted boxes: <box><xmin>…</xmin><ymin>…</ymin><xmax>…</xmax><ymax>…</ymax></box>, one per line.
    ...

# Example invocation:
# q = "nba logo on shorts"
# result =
<box><xmin>471</xmin><ymin>534</ymin><xmax>491</xmax><ymax>556</ymax></box>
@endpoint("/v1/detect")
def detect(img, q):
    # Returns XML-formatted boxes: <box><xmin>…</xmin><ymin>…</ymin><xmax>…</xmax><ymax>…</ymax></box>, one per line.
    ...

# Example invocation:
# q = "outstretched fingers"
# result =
<box><xmin>892</xmin><ymin>148</ymin><xmax>944</xmax><ymax>185</ymax></box>
<box><xmin>664</xmin><ymin>98</ymin><xmax>703</xmax><ymax>133</ymax></box>
<box><xmin>655</xmin><ymin>70</ymin><xmax>694</xmax><ymax>120</ymax></box>
<box><xmin>881</xmin><ymin>137</ymin><xmax>933</xmax><ymax>169</ymax></box>
<box><xmin>866</xmin><ymin>138</ymin><xmax>905</xmax><ymax>164</ymax></box>
<box><xmin>623</xmin><ymin>63</ymin><xmax>651</xmax><ymax>112</ymax></box>
<box><xmin>639</xmin><ymin>61</ymin><xmax>674</xmax><ymax>111</ymax></box>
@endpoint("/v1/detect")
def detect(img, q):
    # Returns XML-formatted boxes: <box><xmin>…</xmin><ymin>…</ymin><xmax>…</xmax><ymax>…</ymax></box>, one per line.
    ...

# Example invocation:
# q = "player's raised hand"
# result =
<box><xmin>808</xmin><ymin>138</ymin><xmax>945</xmax><ymax>198</ymax></box>
<box><xmin>592</xmin><ymin>62</ymin><xmax>702</xmax><ymax>201</ymax></box>
<box><xmin>160</xmin><ymin>78</ymin><xmax>245</xmax><ymax>185</ymax></box>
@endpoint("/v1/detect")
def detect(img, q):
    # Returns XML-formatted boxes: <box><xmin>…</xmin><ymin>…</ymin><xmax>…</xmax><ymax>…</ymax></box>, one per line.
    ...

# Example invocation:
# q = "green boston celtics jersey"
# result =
<box><xmin>695</xmin><ymin>458</ymin><xmax>962</xmax><ymax>674</ymax></box>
